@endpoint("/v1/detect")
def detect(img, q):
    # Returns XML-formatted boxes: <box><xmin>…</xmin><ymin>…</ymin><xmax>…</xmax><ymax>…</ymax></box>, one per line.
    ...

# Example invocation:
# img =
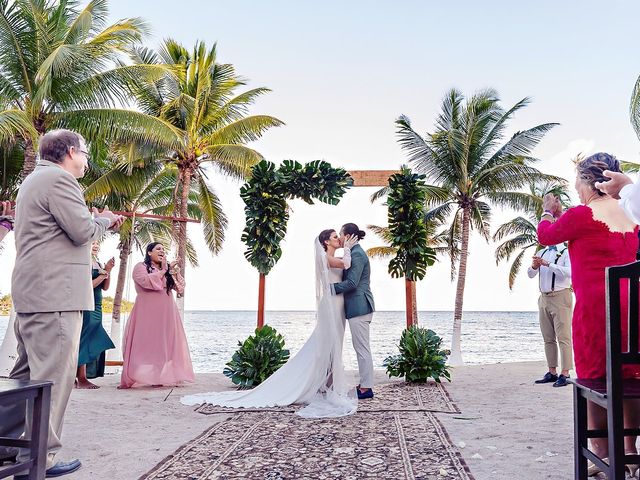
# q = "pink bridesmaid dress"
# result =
<box><xmin>120</xmin><ymin>262</ymin><xmax>195</xmax><ymax>388</ymax></box>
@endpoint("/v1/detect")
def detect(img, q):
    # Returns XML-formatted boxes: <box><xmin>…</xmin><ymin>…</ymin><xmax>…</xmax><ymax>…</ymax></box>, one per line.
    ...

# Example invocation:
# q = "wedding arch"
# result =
<box><xmin>240</xmin><ymin>160</ymin><xmax>432</xmax><ymax>328</ymax></box>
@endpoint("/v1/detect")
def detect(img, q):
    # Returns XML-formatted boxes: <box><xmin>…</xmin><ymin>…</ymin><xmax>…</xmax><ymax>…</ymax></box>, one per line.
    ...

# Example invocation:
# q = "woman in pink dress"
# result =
<box><xmin>537</xmin><ymin>153</ymin><xmax>640</xmax><ymax>472</ymax></box>
<box><xmin>119</xmin><ymin>242</ymin><xmax>195</xmax><ymax>388</ymax></box>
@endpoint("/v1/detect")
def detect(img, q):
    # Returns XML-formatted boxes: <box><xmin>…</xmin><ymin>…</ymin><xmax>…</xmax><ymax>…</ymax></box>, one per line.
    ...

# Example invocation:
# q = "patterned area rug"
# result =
<box><xmin>142</xmin><ymin>410</ymin><xmax>474</xmax><ymax>480</ymax></box>
<box><xmin>194</xmin><ymin>380</ymin><xmax>460</xmax><ymax>415</ymax></box>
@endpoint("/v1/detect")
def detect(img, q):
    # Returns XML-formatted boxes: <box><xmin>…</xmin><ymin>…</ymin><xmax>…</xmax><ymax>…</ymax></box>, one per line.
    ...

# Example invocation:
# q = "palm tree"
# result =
<box><xmin>128</xmin><ymin>40</ymin><xmax>284</xmax><ymax>277</ymax></box>
<box><xmin>493</xmin><ymin>179</ymin><xmax>570</xmax><ymax>289</ymax></box>
<box><xmin>0</xmin><ymin>0</ymin><xmax>181</xmax><ymax>178</ymax></box>
<box><xmin>396</xmin><ymin>88</ymin><xmax>560</xmax><ymax>365</ymax></box>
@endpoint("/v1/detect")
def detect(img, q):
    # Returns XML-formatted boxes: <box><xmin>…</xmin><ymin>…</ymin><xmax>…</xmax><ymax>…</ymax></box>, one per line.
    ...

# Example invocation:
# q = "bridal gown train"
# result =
<box><xmin>181</xmin><ymin>241</ymin><xmax>357</xmax><ymax>418</ymax></box>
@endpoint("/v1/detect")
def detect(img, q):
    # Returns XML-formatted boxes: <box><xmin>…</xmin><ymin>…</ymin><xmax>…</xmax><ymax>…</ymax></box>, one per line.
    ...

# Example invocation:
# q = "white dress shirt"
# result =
<box><xmin>527</xmin><ymin>245</ymin><xmax>571</xmax><ymax>293</ymax></box>
<box><xmin>619</xmin><ymin>182</ymin><xmax>640</xmax><ymax>225</ymax></box>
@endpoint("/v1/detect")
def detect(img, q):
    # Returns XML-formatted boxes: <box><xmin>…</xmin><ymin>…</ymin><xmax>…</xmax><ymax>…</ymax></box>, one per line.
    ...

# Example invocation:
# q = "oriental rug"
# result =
<box><xmin>194</xmin><ymin>380</ymin><xmax>459</xmax><ymax>415</ymax></box>
<box><xmin>142</xmin><ymin>410</ymin><xmax>474</xmax><ymax>480</ymax></box>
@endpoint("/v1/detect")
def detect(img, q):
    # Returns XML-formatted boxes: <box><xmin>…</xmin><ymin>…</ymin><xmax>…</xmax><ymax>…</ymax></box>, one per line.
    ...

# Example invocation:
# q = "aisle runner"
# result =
<box><xmin>143</xmin><ymin>410</ymin><xmax>474</xmax><ymax>480</ymax></box>
<box><xmin>194</xmin><ymin>380</ymin><xmax>460</xmax><ymax>415</ymax></box>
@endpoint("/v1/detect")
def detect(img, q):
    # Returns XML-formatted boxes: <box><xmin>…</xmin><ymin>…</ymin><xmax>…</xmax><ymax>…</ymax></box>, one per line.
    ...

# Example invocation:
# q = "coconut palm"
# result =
<box><xmin>127</xmin><ymin>40</ymin><xmax>284</xmax><ymax>277</ymax></box>
<box><xmin>0</xmin><ymin>0</ymin><xmax>182</xmax><ymax>179</ymax></box>
<box><xmin>396</xmin><ymin>88</ymin><xmax>560</xmax><ymax>365</ymax></box>
<box><xmin>493</xmin><ymin>179</ymin><xmax>570</xmax><ymax>289</ymax></box>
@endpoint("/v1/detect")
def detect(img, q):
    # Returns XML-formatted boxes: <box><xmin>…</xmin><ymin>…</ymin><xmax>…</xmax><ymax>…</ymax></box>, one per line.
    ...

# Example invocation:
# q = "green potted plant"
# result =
<box><xmin>223</xmin><ymin>326</ymin><xmax>290</xmax><ymax>388</ymax></box>
<box><xmin>383</xmin><ymin>326</ymin><xmax>451</xmax><ymax>383</ymax></box>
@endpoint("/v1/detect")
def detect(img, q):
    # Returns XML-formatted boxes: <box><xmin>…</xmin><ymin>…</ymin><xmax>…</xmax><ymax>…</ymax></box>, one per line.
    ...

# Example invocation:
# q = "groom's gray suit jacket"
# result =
<box><xmin>333</xmin><ymin>244</ymin><xmax>375</xmax><ymax>319</ymax></box>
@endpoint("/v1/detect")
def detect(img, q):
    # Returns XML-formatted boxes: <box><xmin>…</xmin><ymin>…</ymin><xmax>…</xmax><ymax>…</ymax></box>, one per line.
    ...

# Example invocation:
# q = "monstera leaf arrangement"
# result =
<box><xmin>386</xmin><ymin>166</ymin><xmax>437</xmax><ymax>281</ymax></box>
<box><xmin>223</xmin><ymin>326</ymin><xmax>290</xmax><ymax>389</ymax></box>
<box><xmin>383</xmin><ymin>326</ymin><xmax>451</xmax><ymax>383</ymax></box>
<box><xmin>241</xmin><ymin>159</ymin><xmax>352</xmax><ymax>275</ymax></box>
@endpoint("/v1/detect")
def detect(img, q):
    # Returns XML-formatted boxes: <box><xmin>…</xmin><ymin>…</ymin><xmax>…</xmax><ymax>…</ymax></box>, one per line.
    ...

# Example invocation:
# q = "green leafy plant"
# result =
<box><xmin>383</xmin><ymin>326</ymin><xmax>451</xmax><ymax>383</ymax></box>
<box><xmin>241</xmin><ymin>159</ymin><xmax>352</xmax><ymax>275</ymax></box>
<box><xmin>223</xmin><ymin>325</ymin><xmax>290</xmax><ymax>388</ymax></box>
<box><xmin>387</xmin><ymin>166</ymin><xmax>437</xmax><ymax>281</ymax></box>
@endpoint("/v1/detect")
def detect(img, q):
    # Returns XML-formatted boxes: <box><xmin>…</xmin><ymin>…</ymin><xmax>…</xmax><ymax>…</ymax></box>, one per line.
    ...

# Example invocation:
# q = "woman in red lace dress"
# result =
<box><xmin>537</xmin><ymin>153</ymin><xmax>640</xmax><ymax>465</ymax></box>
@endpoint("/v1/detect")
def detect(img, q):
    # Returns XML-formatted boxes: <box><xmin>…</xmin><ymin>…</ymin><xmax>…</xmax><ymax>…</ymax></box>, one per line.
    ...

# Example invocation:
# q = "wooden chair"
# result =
<box><xmin>569</xmin><ymin>260</ymin><xmax>640</xmax><ymax>479</ymax></box>
<box><xmin>0</xmin><ymin>379</ymin><xmax>51</xmax><ymax>480</ymax></box>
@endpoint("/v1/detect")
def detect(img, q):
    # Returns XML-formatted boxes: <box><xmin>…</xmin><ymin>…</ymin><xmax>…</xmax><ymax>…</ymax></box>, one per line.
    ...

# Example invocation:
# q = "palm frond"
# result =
<box><xmin>366</xmin><ymin>246</ymin><xmax>397</xmax><ymax>259</ymax></box>
<box><xmin>196</xmin><ymin>174</ymin><xmax>228</xmax><ymax>255</ymax></box>
<box><xmin>203</xmin><ymin>144</ymin><xmax>263</xmax><ymax>181</ymax></box>
<box><xmin>53</xmin><ymin>108</ymin><xmax>183</xmax><ymax>150</ymax></box>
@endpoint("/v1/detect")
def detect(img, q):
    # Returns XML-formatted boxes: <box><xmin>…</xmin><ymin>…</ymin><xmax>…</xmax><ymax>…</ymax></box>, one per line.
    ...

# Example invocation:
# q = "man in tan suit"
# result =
<box><xmin>10</xmin><ymin>129</ymin><xmax>122</xmax><ymax>478</ymax></box>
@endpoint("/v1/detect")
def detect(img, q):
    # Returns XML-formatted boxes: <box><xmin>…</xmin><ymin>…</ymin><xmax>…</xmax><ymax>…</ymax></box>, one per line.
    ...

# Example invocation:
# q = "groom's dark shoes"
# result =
<box><xmin>534</xmin><ymin>372</ymin><xmax>558</xmax><ymax>384</ymax></box>
<box><xmin>357</xmin><ymin>387</ymin><xmax>374</xmax><ymax>400</ymax></box>
<box><xmin>14</xmin><ymin>459</ymin><xmax>82</xmax><ymax>479</ymax></box>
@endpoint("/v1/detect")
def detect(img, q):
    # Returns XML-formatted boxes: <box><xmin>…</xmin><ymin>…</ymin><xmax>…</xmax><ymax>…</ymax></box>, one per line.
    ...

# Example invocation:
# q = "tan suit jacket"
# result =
<box><xmin>11</xmin><ymin>160</ymin><xmax>110</xmax><ymax>313</ymax></box>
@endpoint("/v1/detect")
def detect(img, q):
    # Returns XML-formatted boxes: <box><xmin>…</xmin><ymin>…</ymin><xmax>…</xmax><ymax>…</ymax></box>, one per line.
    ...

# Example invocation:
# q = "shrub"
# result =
<box><xmin>383</xmin><ymin>326</ymin><xmax>451</xmax><ymax>383</ymax></box>
<box><xmin>223</xmin><ymin>325</ymin><xmax>290</xmax><ymax>389</ymax></box>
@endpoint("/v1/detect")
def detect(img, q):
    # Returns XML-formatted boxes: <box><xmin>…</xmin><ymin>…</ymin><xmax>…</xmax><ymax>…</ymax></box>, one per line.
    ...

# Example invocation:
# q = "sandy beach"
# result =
<box><xmin>25</xmin><ymin>360</ymin><xmax>573</xmax><ymax>480</ymax></box>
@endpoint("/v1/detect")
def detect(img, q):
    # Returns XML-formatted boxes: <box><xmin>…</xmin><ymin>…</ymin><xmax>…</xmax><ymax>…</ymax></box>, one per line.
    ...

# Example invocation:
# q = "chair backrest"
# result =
<box><xmin>606</xmin><ymin>260</ymin><xmax>640</xmax><ymax>395</ymax></box>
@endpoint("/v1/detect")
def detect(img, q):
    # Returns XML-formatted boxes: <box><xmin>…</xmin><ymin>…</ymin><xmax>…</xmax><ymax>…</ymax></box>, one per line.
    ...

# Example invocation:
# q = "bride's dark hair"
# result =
<box><xmin>341</xmin><ymin>223</ymin><xmax>365</xmax><ymax>240</ymax></box>
<box><xmin>318</xmin><ymin>229</ymin><xmax>335</xmax><ymax>251</ymax></box>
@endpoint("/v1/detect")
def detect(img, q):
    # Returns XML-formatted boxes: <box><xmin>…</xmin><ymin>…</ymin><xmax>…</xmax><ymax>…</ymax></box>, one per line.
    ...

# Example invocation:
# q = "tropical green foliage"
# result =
<box><xmin>241</xmin><ymin>159</ymin><xmax>352</xmax><ymax>275</ymax></box>
<box><xmin>383</xmin><ymin>326</ymin><xmax>451</xmax><ymax>383</ymax></box>
<box><xmin>223</xmin><ymin>325</ymin><xmax>290</xmax><ymax>389</ymax></box>
<box><xmin>621</xmin><ymin>160</ymin><xmax>640</xmax><ymax>174</ymax></box>
<box><xmin>127</xmin><ymin>39</ymin><xmax>284</xmax><ymax>273</ymax></box>
<box><xmin>396</xmin><ymin>88</ymin><xmax>559</xmax><ymax>364</ymax></box>
<box><xmin>386</xmin><ymin>166</ymin><xmax>436</xmax><ymax>281</ymax></box>
<box><xmin>493</xmin><ymin>179</ymin><xmax>570</xmax><ymax>289</ymax></box>
<box><xmin>0</xmin><ymin>0</ymin><xmax>181</xmax><ymax>178</ymax></box>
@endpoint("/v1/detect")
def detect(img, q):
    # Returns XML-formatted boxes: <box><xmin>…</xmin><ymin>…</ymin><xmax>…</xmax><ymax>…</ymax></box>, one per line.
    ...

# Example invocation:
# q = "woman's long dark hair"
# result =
<box><xmin>144</xmin><ymin>242</ymin><xmax>175</xmax><ymax>295</ymax></box>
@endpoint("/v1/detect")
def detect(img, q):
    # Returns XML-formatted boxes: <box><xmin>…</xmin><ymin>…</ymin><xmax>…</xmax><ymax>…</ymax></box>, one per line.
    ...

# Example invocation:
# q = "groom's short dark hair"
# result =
<box><xmin>341</xmin><ymin>223</ymin><xmax>365</xmax><ymax>240</ymax></box>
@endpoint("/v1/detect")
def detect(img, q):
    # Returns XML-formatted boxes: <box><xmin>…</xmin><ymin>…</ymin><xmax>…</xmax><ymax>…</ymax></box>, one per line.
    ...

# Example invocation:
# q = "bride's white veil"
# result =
<box><xmin>296</xmin><ymin>240</ymin><xmax>356</xmax><ymax>417</ymax></box>
<box><xmin>180</xmin><ymin>238</ymin><xmax>356</xmax><ymax>417</ymax></box>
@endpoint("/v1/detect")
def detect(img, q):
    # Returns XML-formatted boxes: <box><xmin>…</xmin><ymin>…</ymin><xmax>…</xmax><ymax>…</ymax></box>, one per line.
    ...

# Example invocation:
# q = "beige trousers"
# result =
<box><xmin>538</xmin><ymin>289</ymin><xmax>573</xmax><ymax>372</ymax></box>
<box><xmin>10</xmin><ymin>311</ymin><xmax>82</xmax><ymax>469</ymax></box>
<box><xmin>348</xmin><ymin>313</ymin><xmax>374</xmax><ymax>388</ymax></box>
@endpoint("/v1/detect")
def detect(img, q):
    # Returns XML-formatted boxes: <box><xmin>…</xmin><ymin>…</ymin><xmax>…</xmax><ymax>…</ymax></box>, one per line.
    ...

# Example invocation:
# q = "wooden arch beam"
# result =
<box><xmin>348</xmin><ymin>170</ymin><xmax>399</xmax><ymax>187</ymax></box>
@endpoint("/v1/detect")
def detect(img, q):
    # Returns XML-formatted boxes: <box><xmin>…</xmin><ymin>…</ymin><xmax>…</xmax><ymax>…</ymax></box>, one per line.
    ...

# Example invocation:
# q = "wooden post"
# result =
<box><xmin>257</xmin><ymin>273</ymin><xmax>265</xmax><ymax>328</ymax></box>
<box><xmin>405</xmin><ymin>278</ymin><xmax>418</xmax><ymax>328</ymax></box>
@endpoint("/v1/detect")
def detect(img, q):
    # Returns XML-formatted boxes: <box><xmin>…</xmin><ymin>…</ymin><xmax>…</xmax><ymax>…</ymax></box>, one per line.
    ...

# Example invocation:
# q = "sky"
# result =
<box><xmin>2</xmin><ymin>1</ymin><xmax>640</xmax><ymax>314</ymax></box>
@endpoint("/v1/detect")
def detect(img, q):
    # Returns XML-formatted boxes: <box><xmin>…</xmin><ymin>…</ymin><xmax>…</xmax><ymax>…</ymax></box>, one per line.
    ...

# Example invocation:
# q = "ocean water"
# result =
<box><xmin>0</xmin><ymin>311</ymin><xmax>544</xmax><ymax>372</ymax></box>
<box><xmin>0</xmin><ymin>310</ymin><xmax>544</xmax><ymax>373</ymax></box>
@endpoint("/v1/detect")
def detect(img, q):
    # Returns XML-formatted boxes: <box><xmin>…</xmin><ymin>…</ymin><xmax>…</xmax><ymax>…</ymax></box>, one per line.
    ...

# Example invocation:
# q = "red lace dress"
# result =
<box><xmin>537</xmin><ymin>205</ymin><xmax>640</xmax><ymax>379</ymax></box>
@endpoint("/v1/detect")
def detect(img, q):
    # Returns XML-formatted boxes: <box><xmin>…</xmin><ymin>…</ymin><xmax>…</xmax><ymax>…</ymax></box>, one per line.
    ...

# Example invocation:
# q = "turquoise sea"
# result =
<box><xmin>0</xmin><ymin>310</ymin><xmax>543</xmax><ymax>373</ymax></box>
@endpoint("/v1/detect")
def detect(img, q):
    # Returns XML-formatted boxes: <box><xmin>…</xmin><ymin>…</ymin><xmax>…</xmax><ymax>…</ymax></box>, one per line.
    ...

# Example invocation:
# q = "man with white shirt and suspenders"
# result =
<box><xmin>528</xmin><ymin>243</ymin><xmax>573</xmax><ymax>387</ymax></box>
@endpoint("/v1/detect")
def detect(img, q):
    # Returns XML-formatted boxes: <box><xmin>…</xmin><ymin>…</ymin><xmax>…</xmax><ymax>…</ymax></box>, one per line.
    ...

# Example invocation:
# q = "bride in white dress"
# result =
<box><xmin>181</xmin><ymin>230</ymin><xmax>358</xmax><ymax>418</ymax></box>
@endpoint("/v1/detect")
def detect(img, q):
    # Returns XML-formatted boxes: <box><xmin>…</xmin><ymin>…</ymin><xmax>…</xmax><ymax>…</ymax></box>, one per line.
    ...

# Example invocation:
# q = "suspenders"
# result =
<box><xmin>540</xmin><ymin>247</ymin><xmax>566</xmax><ymax>292</ymax></box>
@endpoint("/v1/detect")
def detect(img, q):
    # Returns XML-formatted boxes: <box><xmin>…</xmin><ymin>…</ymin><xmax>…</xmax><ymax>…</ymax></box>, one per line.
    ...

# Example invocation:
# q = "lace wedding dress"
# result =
<box><xmin>181</xmin><ymin>240</ymin><xmax>357</xmax><ymax>418</ymax></box>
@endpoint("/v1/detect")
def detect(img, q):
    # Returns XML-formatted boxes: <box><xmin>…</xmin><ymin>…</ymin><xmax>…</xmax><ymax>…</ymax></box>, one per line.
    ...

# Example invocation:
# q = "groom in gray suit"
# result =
<box><xmin>333</xmin><ymin>223</ymin><xmax>375</xmax><ymax>399</ymax></box>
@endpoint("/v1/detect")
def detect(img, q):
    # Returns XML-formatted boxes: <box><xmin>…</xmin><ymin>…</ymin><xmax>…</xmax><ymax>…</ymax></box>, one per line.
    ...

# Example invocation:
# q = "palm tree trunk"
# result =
<box><xmin>21</xmin><ymin>136</ymin><xmax>37</xmax><ymax>180</ymax></box>
<box><xmin>108</xmin><ymin>238</ymin><xmax>131</xmax><ymax>363</ymax></box>
<box><xmin>175</xmin><ymin>166</ymin><xmax>192</xmax><ymax>319</ymax></box>
<box><xmin>177</xmin><ymin>167</ymin><xmax>191</xmax><ymax>273</ymax></box>
<box><xmin>450</xmin><ymin>206</ymin><xmax>471</xmax><ymax>366</ymax></box>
